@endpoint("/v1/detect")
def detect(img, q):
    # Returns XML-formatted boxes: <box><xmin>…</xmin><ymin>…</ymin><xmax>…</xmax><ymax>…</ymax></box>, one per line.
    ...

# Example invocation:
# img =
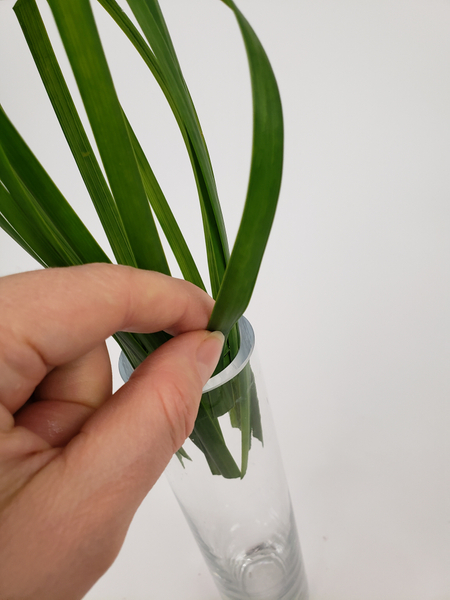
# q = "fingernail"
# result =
<box><xmin>196</xmin><ymin>331</ymin><xmax>225</xmax><ymax>386</ymax></box>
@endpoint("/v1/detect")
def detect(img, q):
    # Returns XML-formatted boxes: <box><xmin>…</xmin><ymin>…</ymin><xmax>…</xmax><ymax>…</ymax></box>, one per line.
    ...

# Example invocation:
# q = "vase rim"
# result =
<box><xmin>202</xmin><ymin>316</ymin><xmax>255</xmax><ymax>393</ymax></box>
<box><xmin>118</xmin><ymin>317</ymin><xmax>255</xmax><ymax>392</ymax></box>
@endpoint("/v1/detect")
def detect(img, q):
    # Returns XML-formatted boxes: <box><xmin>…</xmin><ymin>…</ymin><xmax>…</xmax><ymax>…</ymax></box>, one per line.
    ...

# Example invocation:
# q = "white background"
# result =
<box><xmin>1</xmin><ymin>0</ymin><xmax>449</xmax><ymax>598</ymax></box>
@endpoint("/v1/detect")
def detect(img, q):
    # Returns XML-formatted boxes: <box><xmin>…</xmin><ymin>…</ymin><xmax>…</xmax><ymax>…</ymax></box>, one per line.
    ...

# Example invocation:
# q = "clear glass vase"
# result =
<box><xmin>119</xmin><ymin>317</ymin><xmax>308</xmax><ymax>600</ymax></box>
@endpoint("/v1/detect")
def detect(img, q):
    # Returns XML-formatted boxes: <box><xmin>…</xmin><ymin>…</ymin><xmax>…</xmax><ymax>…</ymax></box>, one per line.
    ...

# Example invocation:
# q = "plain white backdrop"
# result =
<box><xmin>0</xmin><ymin>0</ymin><xmax>449</xmax><ymax>598</ymax></box>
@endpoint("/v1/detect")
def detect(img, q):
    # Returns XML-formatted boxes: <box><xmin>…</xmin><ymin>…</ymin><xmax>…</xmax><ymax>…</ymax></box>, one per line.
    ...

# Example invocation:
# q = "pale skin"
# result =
<box><xmin>0</xmin><ymin>263</ymin><xmax>224</xmax><ymax>600</ymax></box>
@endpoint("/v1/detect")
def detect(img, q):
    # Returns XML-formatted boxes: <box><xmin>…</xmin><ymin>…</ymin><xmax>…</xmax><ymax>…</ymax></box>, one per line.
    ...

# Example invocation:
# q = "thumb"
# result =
<box><xmin>65</xmin><ymin>329</ymin><xmax>225</xmax><ymax>509</ymax></box>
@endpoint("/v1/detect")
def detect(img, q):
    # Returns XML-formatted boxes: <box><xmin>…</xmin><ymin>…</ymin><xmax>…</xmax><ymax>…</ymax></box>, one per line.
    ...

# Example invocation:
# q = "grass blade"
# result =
<box><xmin>47</xmin><ymin>0</ymin><xmax>170</xmax><ymax>274</ymax></box>
<box><xmin>14</xmin><ymin>0</ymin><xmax>135</xmax><ymax>267</ymax></box>
<box><xmin>239</xmin><ymin>364</ymin><xmax>252</xmax><ymax>478</ymax></box>
<box><xmin>97</xmin><ymin>0</ymin><xmax>230</xmax><ymax>296</ymax></box>
<box><xmin>0</xmin><ymin>140</ymin><xmax>85</xmax><ymax>267</ymax></box>
<box><xmin>193</xmin><ymin>404</ymin><xmax>241</xmax><ymax>479</ymax></box>
<box><xmin>0</xmin><ymin>186</ymin><xmax>48</xmax><ymax>267</ymax></box>
<box><xmin>125</xmin><ymin>117</ymin><xmax>206</xmax><ymax>290</ymax></box>
<box><xmin>0</xmin><ymin>210</ymin><xmax>44</xmax><ymax>265</ymax></box>
<box><xmin>0</xmin><ymin>106</ymin><xmax>110</xmax><ymax>265</ymax></box>
<box><xmin>208</xmin><ymin>1</ymin><xmax>284</xmax><ymax>336</ymax></box>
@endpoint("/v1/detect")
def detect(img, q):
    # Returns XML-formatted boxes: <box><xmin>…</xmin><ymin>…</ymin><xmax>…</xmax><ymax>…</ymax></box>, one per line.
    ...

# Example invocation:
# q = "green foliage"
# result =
<box><xmin>0</xmin><ymin>0</ymin><xmax>283</xmax><ymax>478</ymax></box>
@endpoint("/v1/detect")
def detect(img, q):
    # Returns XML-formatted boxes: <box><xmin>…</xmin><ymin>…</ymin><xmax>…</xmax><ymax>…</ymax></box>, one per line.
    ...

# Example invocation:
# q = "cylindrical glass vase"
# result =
<box><xmin>119</xmin><ymin>317</ymin><xmax>308</xmax><ymax>600</ymax></box>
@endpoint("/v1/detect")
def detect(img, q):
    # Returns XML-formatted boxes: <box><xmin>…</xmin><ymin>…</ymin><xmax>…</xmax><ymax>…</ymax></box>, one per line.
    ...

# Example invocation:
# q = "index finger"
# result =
<box><xmin>0</xmin><ymin>264</ymin><xmax>213</xmax><ymax>412</ymax></box>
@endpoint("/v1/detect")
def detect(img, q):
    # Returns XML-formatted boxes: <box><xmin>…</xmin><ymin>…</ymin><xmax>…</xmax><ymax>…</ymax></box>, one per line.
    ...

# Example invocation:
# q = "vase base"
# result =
<box><xmin>239</xmin><ymin>541</ymin><xmax>286</xmax><ymax>595</ymax></box>
<box><xmin>207</xmin><ymin>527</ymin><xmax>308</xmax><ymax>600</ymax></box>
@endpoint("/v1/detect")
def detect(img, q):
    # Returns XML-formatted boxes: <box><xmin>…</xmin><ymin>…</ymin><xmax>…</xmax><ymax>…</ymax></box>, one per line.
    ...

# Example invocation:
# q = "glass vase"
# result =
<box><xmin>119</xmin><ymin>317</ymin><xmax>308</xmax><ymax>600</ymax></box>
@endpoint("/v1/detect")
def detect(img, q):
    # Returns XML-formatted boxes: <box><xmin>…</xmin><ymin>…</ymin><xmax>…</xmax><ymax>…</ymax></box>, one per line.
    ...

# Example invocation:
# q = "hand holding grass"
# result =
<box><xmin>0</xmin><ymin>263</ymin><xmax>223</xmax><ymax>600</ymax></box>
<box><xmin>0</xmin><ymin>0</ymin><xmax>283</xmax><ymax>478</ymax></box>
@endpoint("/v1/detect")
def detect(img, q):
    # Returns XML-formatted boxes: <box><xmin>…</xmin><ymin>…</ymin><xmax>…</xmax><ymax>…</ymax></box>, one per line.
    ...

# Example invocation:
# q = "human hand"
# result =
<box><xmin>0</xmin><ymin>264</ymin><xmax>223</xmax><ymax>600</ymax></box>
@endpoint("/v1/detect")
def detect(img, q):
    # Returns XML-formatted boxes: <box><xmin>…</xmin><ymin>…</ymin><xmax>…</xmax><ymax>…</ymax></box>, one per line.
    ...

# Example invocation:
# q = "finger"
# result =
<box><xmin>0</xmin><ymin>329</ymin><xmax>224</xmax><ymax>600</ymax></box>
<box><xmin>70</xmin><ymin>330</ymin><xmax>225</xmax><ymax>496</ymax></box>
<box><xmin>0</xmin><ymin>264</ymin><xmax>214</xmax><ymax>414</ymax></box>
<box><xmin>13</xmin><ymin>343</ymin><xmax>112</xmax><ymax>447</ymax></box>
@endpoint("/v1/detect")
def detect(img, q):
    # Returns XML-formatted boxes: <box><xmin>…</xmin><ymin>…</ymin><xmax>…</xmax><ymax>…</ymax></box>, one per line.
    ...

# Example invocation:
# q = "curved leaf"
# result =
<box><xmin>208</xmin><ymin>1</ymin><xmax>284</xmax><ymax>336</ymax></box>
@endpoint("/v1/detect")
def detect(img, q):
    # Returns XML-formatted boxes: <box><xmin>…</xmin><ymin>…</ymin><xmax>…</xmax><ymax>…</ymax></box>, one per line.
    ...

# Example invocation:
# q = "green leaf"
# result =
<box><xmin>238</xmin><ymin>363</ymin><xmax>252</xmax><ymax>478</ymax></box>
<box><xmin>47</xmin><ymin>0</ymin><xmax>170</xmax><ymax>274</ymax></box>
<box><xmin>14</xmin><ymin>0</ymin><xmax>135</xmax><ymax>267</ymax></box>
<box><xmin>0</xmin><ymin>105</ymin><xmax>110</xmax><ymax>266</ymax></box>
<box><xmin>97</xmin><ymin>0</ymin><xmax>230</xmax><ymax>296</ymax></box>
<box><xmin>208</xmin><ymin>1</ymin><xmax>284</xmax><ymax>336</ymax></box>
<box><xmin>125</xmin><ymin>117</ymin><xmax>206</xmax><ymax>290</ymax></box>
<box><xmin>0</xmin><ymin>188</ymin><xmax>47</xmax><ymax>267</ymax></box>
<box><xmin>249</xmin><ymin>368</ymin><xmax>263</xmax><ymax>444</ymax></box>
<box><xmin>114</xmin><ymin>329</ymin><xmax>172</xmax><ymax>370</ymax></box>
<box><xmin>125</xmin><ymin>0</ymin><xmax>231</xmax><ymax>285</ymax></box>
<box><xmin>0</xmin><ymin>140</ymin><xmax>81</xmax><ymax>267</ymax></box>
<box><xmin>193</xmin><ymin>403</ymin><xmax>241</xmax><ymax>479</ymax></box>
